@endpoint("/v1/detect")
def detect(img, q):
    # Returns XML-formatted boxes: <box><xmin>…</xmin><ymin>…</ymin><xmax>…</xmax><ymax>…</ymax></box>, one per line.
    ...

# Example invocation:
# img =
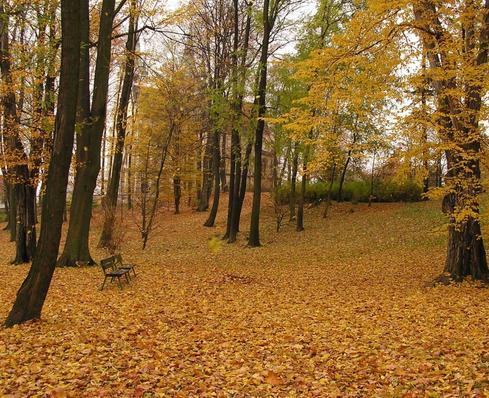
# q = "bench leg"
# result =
<box><xmin>132</xmin><ymin>268</ymin><xmax>136</xmax><ymax>277</ymax></box>
<box><xmin>125</xmin><ymin>273</ymin><xmax>130</xmax><ymax>284</ymax></box>
<box><xmin>100</xmin><ymin>276</ymin><xmax>108</xmax><ymax>291</ymax></box>
<box><xmin>117</xmin><ymin>276</ymin><xmax>123</xmax><ymax>290</ymax></box>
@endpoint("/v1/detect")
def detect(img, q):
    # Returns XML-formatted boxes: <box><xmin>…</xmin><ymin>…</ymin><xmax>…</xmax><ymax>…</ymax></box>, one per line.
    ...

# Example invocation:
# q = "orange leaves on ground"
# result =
<box><xmin>0</xmin><ymin>198</ymin><xmax>489</xmax><ymax>396</ymax></box>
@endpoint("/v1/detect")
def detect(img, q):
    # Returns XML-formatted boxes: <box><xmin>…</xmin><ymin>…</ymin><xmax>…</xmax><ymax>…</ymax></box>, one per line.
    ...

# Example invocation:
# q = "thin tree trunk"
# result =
<box><xmin>236</xmin><ymin>141</ymin><xmax>252</xmax><ymax>233</ymax></box>
<box><xmin>127</xmin><ymin>144</ymin><xmax>133</xmax><ymax>209</ymax></box>
<box><xmin>173</xmin><ymin>175</ymin><xmax>181</xmax><ymax>214</ymax></box>
<box><xmin>197</xmin><ymin>131</ymin><xmax>213</xmax><ymax>212</ymax></box>
<box><xmin>368</xmin><ymin>151</ymin><xmax>376</xmax><ymax>207</ymax></box>
<box><xmin>296</xmin><ymin>159</ymin><xmax>307</xmax><ymax>232</ymax></box>
<box><xmin>2</xmin><ymin>181</ymin><xmax>10</xmax><ymax>230</ymax></box>
<box><xmin>141</xmin><ymin>127</ymin><xmax>174</xmax><ymax>249</ymax></box>
<box><xmin>323</xmin><ymin>162</ymin><xmax>336</xmax><ymax>218</ymax></box>
<box><xmin>220</xmin><ymin>130</ymin><xmax>227</xmax><ymax>192</ymax></box>
<box><xmin>99</xmin><ymin>0</ymin><xmax>137</xmax><ymax>248</ymax></box>
<box><xmin>289</xmin><ymin>142</ymin><xmax>298</xmax><ymax>221</ymax></box>
<box><xmin>338</xmin><ymin>153</ymin><xmax>351</xmax><ymax>202</ymax></box>
<box><xmin>101</xmin><ymin>127</ymin><xmax>106</xmax><ymax>195</ymax></box>
<box><xmin>204</xmin><ymin>129</ymin><xmax>221</xmax><ymax>227</ymax></box>
<box><xmin>278</xmin><ymin>143</ymin><xmax>290</xmax><ymax>188</ymax></box>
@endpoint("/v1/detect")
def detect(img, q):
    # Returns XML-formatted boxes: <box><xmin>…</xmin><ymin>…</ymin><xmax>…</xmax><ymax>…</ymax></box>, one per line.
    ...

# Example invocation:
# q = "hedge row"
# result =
<box><xmin>275</xmin><ymin>180</ymin><xmax>423</xmax><ymax>204</ymax></box>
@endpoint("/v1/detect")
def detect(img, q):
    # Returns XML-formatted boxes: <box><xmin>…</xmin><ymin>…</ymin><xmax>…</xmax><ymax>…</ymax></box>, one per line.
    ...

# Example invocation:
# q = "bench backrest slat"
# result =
<box><xmin>100</xmin><ymin>257</ymin><xmax>115</xmax><ymax>273</ymax></box>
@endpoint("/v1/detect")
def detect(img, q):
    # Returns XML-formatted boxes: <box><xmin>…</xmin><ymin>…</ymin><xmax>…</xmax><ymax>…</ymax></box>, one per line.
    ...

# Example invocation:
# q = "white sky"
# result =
<box><xmin>166</xmin><ymin>0</ymin><xmax>180</xmax><ymax>10</ymax></box>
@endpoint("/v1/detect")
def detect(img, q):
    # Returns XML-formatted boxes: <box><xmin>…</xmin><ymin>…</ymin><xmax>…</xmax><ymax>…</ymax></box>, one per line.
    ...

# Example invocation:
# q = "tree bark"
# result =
<box><xmin>414</xmin><ymin>0</ymin><xmax>489</xmax><ymax>280</ymax></box>
<box><xmin>0</xmin><ymin>6</ymin><xmax>36</xmax><ymax>263</ymax></box>
<box><xmin>99</xmin><ymin>0</ymin><xmax>137</xmax><ymax>248</ymax></box>
<box><xmin>248</xmin><ymin>0</ymin><xmax>271</xmax><ymax>247</ymax></box>
<box><xmin>197</xmin><ymin>131</ymin><xmax>213</xmax><ymax>212</ymax></box>
<box><xmin>5</xmin><ymin>0</ymin><xmax>81</xmax><ymax>327</ymax></box>
<box><xmin>235</xmin><ymin>141</ymin><xmax>252</xmax><ymax>234</ymax></box>
<box><xmin>173</xmin><ymin>175</ymin><xmax>181</xmax><ymax>214</ymax></box>
<box><xmin>58</xmin><ymin>0</ymin><xmax>116</xmax><ymax>266</ymax></box>
<box><xmin>296</xmin><ymin>160</ymin><xmax>307</xmax><ymax>232</ymax></box>
<box><xmin>445</xmin><ymin>216</ymin><xmax>488</xmax><ymax>280</ymax></box>
<box><xmin>323</xmin><ymin>162</ymin><xmax>336</xmax><ymax>218</ymax></box>
<box><xmin>220</xmin><ymin>131</ymin><xmax>227</xmax><ymax>192</ymax></box>
<box><xmin>289</xmin><ymin>142</ymin><xmax>298</xmax><ymax>221</ymax></box>
<box><xmin>204</xmin><ymin>129</ymin><xmax>221</xmax><ymax>227</ymax></box>
<box><xmin>227</xmin><ymin>0</ymin><xmax>252</xmax><ymax>243</ymax></box>
<box><xmin>337</xmin><ymin>153</ymin><xmax>350</xmax><ymax>203</ymax></box>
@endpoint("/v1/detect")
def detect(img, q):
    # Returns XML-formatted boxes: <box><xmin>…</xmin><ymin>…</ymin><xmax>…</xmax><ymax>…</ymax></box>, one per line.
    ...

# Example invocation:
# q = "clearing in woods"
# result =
<box><xmin>0</xmin><ymin>198</ymin><xmax>488</xmax><ymax>397</ymax></box>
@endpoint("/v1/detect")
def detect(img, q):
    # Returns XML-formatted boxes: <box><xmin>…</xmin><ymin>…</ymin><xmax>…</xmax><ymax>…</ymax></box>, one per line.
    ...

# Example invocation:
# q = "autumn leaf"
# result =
<box><xmin>264</xmin><ymin>370</ymin><xmax>283</xmax><ymax>386</ymax></box>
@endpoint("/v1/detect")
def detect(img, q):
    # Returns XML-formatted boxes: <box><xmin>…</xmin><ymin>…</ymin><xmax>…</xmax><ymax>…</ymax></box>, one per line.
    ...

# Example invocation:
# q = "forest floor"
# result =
<box><xmin>1</xmin><ymin>196</ymin><xmax>489</xmax><ymax>397</ymax></box>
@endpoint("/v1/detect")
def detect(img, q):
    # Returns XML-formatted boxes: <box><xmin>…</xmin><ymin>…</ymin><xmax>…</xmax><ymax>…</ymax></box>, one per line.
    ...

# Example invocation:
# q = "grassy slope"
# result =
<box><xmin>0</xmin><ymin>198</ymin><xmax>488</xmax><ymax>397</ymax></box>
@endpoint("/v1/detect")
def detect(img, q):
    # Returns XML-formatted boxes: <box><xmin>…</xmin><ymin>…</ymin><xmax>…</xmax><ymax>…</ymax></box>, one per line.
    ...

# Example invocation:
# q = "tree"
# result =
<box><xmin>58</xmin><ymin>0</ymin><xmax>116</xmax><ymax>267</ymax></box>
<box><xmin>248</xmin><ymin>0</ymin><xmax>272</xmax><ymax>247</ymax></box>
<box><xmin>130</xmin><ymin>60</ymin><xmax>203</xmax><ymax>248</ymax></box>
<box><xmin>290</xmin><ymin>0</ymin><xmax>489</xmax><ymax>280</ymax></box>
<box><xmin>0</xmin><ymin>2</ymin><xmax>38</xmax><ymax>264</ymax></box>
<box><xmin>5</xmin><ymin>0</ymin><xmax>81</xmax><ymax>327</ymax></box>
<box><xmin>99</xmin><ymin>0</ymin><xmax>139</xmax><ymax>249</ymax></box>
<box><xmin>413</xmin><ymin>0</ymin><xmax>489</xmax><ymax>280</ymax></box>
<box><xmin>226</xmin><ymin>0</ymin><xmax>252</xmax><ymax>243</ymax></box>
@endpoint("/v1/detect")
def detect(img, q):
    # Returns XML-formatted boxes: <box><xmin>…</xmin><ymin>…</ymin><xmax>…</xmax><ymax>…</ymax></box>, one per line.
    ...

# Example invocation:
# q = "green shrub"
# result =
<box><xmin>275</xmin><ymin>179</ymin><xmax>422</xmax><ymax>205</ymax></box>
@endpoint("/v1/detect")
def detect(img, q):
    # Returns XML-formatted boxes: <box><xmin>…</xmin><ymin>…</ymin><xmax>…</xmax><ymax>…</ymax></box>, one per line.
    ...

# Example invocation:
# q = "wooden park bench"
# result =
<box><xmin>100</xmin><ymin>257</ymin><xmax>130</xmax><ymax>290</ymax></box>
<box><xmin>114</xmin><ymin>254</ymin><xmax>137</xmax><ymax>278</ymax></box>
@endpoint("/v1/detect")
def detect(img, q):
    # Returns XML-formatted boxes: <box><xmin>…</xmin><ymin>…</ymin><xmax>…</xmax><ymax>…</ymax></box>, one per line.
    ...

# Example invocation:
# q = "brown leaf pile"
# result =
<box><xmin>0</xmin><ymin>199</ymin><xmax>488</xmax><ymax>397</ymax></box>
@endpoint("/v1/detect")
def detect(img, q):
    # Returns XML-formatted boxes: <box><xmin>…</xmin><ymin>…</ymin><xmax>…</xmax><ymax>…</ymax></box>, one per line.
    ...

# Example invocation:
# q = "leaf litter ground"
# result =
<box><xmin>0</xmin><ymin>198</ymin><xmax>488</xmax><ymax>397</ymax></box>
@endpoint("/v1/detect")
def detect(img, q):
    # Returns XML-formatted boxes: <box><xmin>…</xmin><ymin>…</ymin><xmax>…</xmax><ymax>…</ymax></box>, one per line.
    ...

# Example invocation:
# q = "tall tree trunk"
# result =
<box><xmin>226</xmin><ymin>0</ymin><xmax>240</xmax><ymax>241</ymax></box>
<box><xmin>127</xmin><ymin>144</ymin><xmax>133</xmax><ymax>209</ymax></box>
<box><xmin>323</xmin><ymin>162</ymin><xmax>336</xmax><ymax>218</ymax></box>
<box><xmin>289</xmin><ymin>142</ymin><xmax>298</xmax><ymax>221</ymax></box>
<box><xmin>227</xmin><ymin>0</ymin><xmax>252</xmax><ymax>243</ymax></box>
<box><xmin>197</xmin><ymin>131</ymin><xmax>213</xmax><ymax>212</ymax></box>
<box><xmin>8</xmin><ymin>184</ymin><xmax>15</xmax><ymax>240</ymax></box>
<box><xmin>204</xmin><ymin>129</ymin><xmax>221</xmax><ymax>227</ymax></box>
<box><xmin>5</xmin><ymin>0</ymin><xmax>81</xmax><ymax>327</ymax></box>
<box><xmin>220</xmin><ymin>131</ymin><xmax>227</xmax><ymax>192</ymax></box>
<box><xmin>337</xmin><ymin>152</ymin><xmax>350</xmax><ymax>203</ymax></box>
<box><xmin>99</xmin><ymin>0</ymin><xmax>137</xmax><ymax>248</ymax></box>
<box><xmin>272</xmin><ymin>149</ymin><xmax>279</xmax><ymax>190</ymax></box>
<box><xmin>226</xmin><ymin>128</ymin><xmax>240</xmax><ymax>240</ymax></box>
<box><xmin>338</xmin><ymin>128</ymin><xmax>356</xmax><ymax>202</ymax></box>
<box><xmin>13</xmin><ymin>166</ymin><xmax>36</xmax><ymax>264</ymax></box>
<box><xmin>141</xmin><ymin>127</ymin><xmax>174</xmax><ymax>249</ymax></box>
<box><xmin>173</xmin><ymin>175</ymin><xmax>181</xmax><ymax>214</ymax></box>
<box><xmin>436</xmin><ymin>156</ymin><xmax>442</xmax><ymax>187</ymax></box>
<box><xmin>0</xmin><ymin>6</ymin><xmax>36</xmax><ymax>263</ymax></box>
<box><xmin>248</xmin><ymin>0</ymin><xmax>271</xmax><ymax>247</ymax></box>
<box><xmin>368</xmin><ymin>151</ymin><xmax>376</xmax><ymax>207</ymax></box>
<box><xmin>58</xmin><ymin>0</ymin><xmax>116</xmax><ymax>266</ymax></box>
<box><xmin>235</xmin><ymin>141</ymin><xmax>252</xmax><ymax>233</ymax></box>
<box><xmin>414</xmin><ymin>0</ymin><xmax>489</xmax><ymax>280</ymax></box>
<box><xmin>421</xmin><ymin>54</ymin><xmax>430</xmax><ymax>194</ymax></box>
<box><xmin>444</xmin><ymin>211</ymin><xmax>488</xmax><ymax>280</ymax></box>
<box><xmin>296</xmin><ymin>159</ymin><xmax>307</xmax><ymax>232</ymax></box>
<box><xmin>2</xmin><ymin>181</ymin><xmax>10</xmax><ymax>230</ymax></box>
